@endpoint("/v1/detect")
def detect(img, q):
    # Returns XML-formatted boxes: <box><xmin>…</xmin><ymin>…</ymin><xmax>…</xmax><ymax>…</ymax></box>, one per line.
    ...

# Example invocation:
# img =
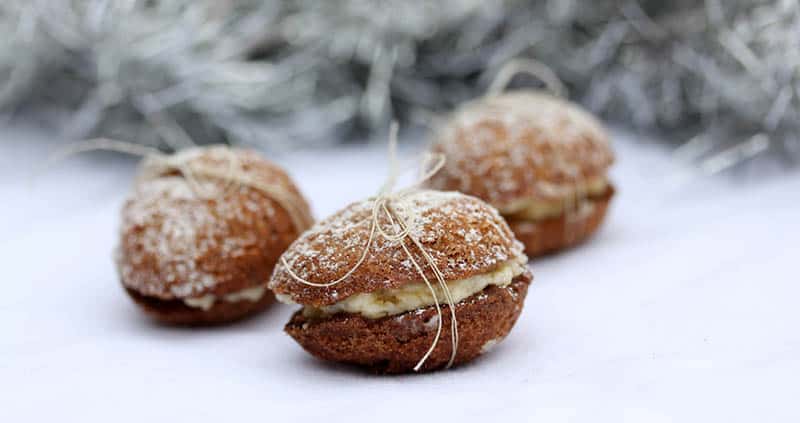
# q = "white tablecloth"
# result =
<box><xmin>2</xmin><ymin>125</ymin><xmax>799</xmax><ymax>422</ymax></box>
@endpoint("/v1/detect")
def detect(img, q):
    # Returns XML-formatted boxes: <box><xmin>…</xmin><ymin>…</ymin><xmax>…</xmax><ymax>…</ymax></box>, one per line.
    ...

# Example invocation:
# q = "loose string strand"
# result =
<box><xmin>486</xmin><ymin>59</ymin><xmax>594</xmax><ymax>243</ymax></box>
<box><xmin>37</xmin><ymin>138</ymin><xmax>313</xmax><ymax>233</ymax></box>
<box><xmin>280</xmin><ymin>208</ymin><xmax>380</xmax><ymax>288</ymax></box>
<box><xmin>385</xmin><ymin>201</ymin><xmax>460</xmax><ymax>369</ymax></box>
<box><xmin>380</xmin><ymin>201</ymin><xmax>451</xmax><ymax>371</ymax></box>
<box><xmin>279</xmin><ymin>122</ymin><xmax>458</xmax><ymax>370</ymax></box>
<box><xmin>379</xmin><ymin>123</ymin><xmax>401</xmax><ymax>195</ymax></box>
<box><xmin>486</xmin><ymin>58</ymin><xmax>567</xmax><ymax>98</ymax></box>
<box><xmin>181</xmin><ymin>164</ymin><xmax>314</xmax><ymax>231</ymax></box>
<box><xmin>37</xmin><ymin>138</ymin><xmax>163</xmax><ymax>176</ymax></box>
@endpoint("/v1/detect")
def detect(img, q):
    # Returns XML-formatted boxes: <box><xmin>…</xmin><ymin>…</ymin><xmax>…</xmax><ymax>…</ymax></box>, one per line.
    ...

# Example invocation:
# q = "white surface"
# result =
<box><xmin>2</xmin><ymin>126</ymin><xmax>799</xmax><ymax>422</ymax></box>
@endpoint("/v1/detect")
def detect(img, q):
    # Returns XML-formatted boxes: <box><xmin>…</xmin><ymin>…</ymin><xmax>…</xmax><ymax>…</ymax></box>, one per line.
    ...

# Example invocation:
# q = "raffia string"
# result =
<box><xmin>40</xmin><ymin>138</ymin><xmax>314</xmax><ymax>233</ymax></box>
<box><xmin>486</xmin><ymin>59</ymin><xmax>592</xmax><ymax>243</ymax></box>
<box><xmin>279</xmin><ymin>123</ymin><xmax>459</xmax><ymax>371</ymax></box>
<box><xmin>486</xmin><ymin>58</ymin><xmax>568</xmax><ymax>99</ymax></box>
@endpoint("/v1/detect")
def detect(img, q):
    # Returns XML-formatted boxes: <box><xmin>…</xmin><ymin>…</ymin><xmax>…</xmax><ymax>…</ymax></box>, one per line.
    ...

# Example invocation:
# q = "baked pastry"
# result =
<box><xmin>269</xmin><ymin>189</ymin><xmax>532</xmax><ymax>373</ymax></box>
<box><xmin>425</xmin><ymin>91</ymin><xmax>615</xmax><ymax>257</ymax></box>
<box><xmin>117</xmin><ymin>146</ymin><xmax>313</xmax><ymax>325</ymax></box>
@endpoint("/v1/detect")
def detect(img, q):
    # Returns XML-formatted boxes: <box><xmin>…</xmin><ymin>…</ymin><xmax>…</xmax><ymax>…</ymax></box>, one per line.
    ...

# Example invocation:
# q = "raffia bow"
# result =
<box><xmin>41</xmin><ymin>138</ymin><xmax>314</xmax><ymax>233</ymax></box>
<box><xmin>280</xmin><ymin>124</ymin><xmax>459</xmax><ymax>371</ymax></box>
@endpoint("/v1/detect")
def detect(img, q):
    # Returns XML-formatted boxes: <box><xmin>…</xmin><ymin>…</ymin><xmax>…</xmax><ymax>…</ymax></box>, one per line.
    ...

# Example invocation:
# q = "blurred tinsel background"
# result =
<box><xmin>0</xmin><ymin>0</ymin><xmax>798</xmax><ymax>170</ymax></box>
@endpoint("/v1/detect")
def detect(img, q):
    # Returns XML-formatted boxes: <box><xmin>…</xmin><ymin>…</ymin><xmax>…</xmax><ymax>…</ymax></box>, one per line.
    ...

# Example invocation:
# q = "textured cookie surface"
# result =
<box><xmin>118</xmin><ymin>146</ymin><xmax>312</xmax><ymax>301</ymax></box>
<box><xmin>285</xmin><ymin>271</ymin><xmax>531</xmax><ymax>373</ymax></box>
<box><xmin>269</xmin><ymin>190</ymin><xmax>524</xmax><ymax>307</ymax></box>
<box><xmin>508</xmin><ymin>186</ymin><xmax>613</xmax><ymax>256</ymax></box>
<box><xmin>426</xmin><ymin>91</ymin><xmax>614</xmax><ymax>208</ymax></box>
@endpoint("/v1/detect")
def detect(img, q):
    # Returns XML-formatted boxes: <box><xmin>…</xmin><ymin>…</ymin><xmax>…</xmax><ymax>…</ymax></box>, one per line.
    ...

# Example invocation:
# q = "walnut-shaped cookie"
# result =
<box><xmin>118</xmin><ymin>146</ymin><xmax>312</xmax><ymax>325</ymax></box>
<box><xmin>426</xmin><ymin>91</ymin><xmax>614</xmax><ymax>257</ymax></box>
<box><xmin>270</xmin><ymin>189</ymin><xmax>531</xmax><ymax>373</ymax></box>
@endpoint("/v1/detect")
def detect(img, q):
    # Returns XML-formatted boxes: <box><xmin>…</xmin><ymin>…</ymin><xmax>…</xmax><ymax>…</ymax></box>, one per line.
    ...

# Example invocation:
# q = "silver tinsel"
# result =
<box><xmin>0</xmin><ymin>0</ymin><xmax>798</xmax><ymax>166</ymax></box>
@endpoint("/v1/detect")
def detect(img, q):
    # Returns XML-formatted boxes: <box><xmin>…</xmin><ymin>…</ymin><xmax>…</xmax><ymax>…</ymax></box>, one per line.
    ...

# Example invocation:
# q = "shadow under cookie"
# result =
<box><xmin>126</xmin><ymin>288</ymin><xmax>275</xmax><ymax>326</ymax></box>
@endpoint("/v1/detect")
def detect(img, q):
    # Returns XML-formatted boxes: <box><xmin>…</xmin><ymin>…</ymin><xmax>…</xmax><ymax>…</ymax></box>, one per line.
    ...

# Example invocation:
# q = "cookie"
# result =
<box><xmin>285</xmin><ymin>272</ymin><xmax>530</xmax><ymax>373</ymax></box>
<box><xmin>270</xmin><ymin>189</ymin><xmax>532</xmax><ymax>373</ymax></box>
<box><xmin>117</xmin><ymin>146</ymin><xmax>312</xmax><ymax>325</ymax></box>
<box><xmin>426</xmin><ymin>91</ymin><xmax>615</xmax><ymax>257</ymax></box>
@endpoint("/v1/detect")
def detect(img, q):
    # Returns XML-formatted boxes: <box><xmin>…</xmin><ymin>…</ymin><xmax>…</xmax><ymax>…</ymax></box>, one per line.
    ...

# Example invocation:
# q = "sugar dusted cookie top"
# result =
<box><xmin>427</xmin><ymin>91</ymin><xmax>614</xmax><ymax>208</ymax></box>
<box><xmin>269</xmin><ymin>190</ymin><xmax>525</xmax><ymax>307</ymax></box>
<box><xmin>118</xmin><ymin>146</ymin><xmax>312</xmax><ymax>300</ymax></box>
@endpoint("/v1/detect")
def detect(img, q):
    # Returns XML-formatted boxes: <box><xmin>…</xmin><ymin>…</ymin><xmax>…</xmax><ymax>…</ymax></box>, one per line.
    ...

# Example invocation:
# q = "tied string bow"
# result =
<box><xmin>40</xmin><ymin>138</ymin><xmax>314</xmax><ymax>233</ymax></box>
<box><xmin>280</xmin><ymin>123</ymin><xmax>459</xmax><ymax>371</ymax></box>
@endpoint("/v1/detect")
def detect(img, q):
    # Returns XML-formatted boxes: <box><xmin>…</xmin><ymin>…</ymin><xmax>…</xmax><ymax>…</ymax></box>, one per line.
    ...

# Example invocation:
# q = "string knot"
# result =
<box><xmin>281</xmin><ymin>122</ymin><xmax>457</xmax><ymax>371</ymax></box>
<box><xmin>41</xmin><ymin>139</ymin><xmax>313</xmax><ymax>233</ymax></box>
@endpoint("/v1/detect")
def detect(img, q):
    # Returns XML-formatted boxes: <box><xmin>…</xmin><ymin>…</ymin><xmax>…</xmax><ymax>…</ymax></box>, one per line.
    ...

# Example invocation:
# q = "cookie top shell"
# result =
<box><xmin>118</xmin><ymin>146</ymin><xmax>312</xmax><ymax>300</ymax></box>
<box><xmin>269</xmin><ymin>189</ymin><xmax>525</xmax><ymax>307</ymax></box>
<box><xmin>426</xmin><ymin>91</ymin><xmax>614</xmax><ymax>208</ymax></box>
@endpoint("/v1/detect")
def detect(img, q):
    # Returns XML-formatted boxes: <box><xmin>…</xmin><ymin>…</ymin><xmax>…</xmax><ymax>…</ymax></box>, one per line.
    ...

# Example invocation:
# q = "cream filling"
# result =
<box><xmin>183</xmin><ymin>285</ymin><xmax>268</xmax><ymax>311</ymax></box>
<box><xmin>499</xmin><ymin>177</ymin><xmax>608</xmax><ymax>221</ymax></box>
<box><xmin>288</xmin><ymin>255</ymin><xmax>528</xmax><ymax>320</ymax></box>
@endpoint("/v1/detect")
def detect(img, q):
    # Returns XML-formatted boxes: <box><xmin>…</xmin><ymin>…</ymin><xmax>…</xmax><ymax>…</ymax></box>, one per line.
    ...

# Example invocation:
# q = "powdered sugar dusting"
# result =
<box><xmin>119</xmin><ymin>178</ymin><xmax>266</xmax><ymax>298</ymax></box>
<box><xmin>427</xmin><ymin>91</ymin><xmax>614</xmax><ymax>208</ymax></box>
<box><xmin>118</xmin><ymin>147</ymin><xmax>310</xmax><ymax>300</ymax></box>
<box><xmin>270</xmin><ymin>189</ymin><xmax>525</xmax><ymax>306</ymax></box>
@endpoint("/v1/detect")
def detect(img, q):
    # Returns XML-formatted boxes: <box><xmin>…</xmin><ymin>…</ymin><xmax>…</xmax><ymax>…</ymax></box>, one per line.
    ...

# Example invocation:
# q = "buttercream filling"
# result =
<box><xmin>183</xmin><ymin>285</ymin><xmax>268</xmax><ymax>311</ymax></box>
<box><xmin>284</xmin><ymin>255</ymin><xmax>528</xmax><ymax>319</ymax></box>
<box><xmin>499</xmin><ymin>177</ymin><xmax>608</xmax><ymax>221</ymax></box>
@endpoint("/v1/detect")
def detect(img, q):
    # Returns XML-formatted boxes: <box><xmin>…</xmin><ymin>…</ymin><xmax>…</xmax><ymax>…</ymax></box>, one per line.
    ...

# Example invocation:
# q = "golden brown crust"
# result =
<box><xmin>285</xmin><ymin>271</ymin><xmax>531</xmax><ymax>373</ymax></box>
<box><xmin>125</xmin><ymin>288</ymin><xmax>274</xmax><ymax>325</ymax></box>
<box><xmin>507</xmin><ymin>186</ymin><xmax>613</xmax><ymax>257</ymax></box>
<box><xmin>118</xmin><ymin>146</ymin><xmax>312</xmax><ymax>301</ymax></box>
<box><xmin>426</xmin><ymin>91</ymin><xmax>614</xmax><ymax>208</ymax></box>
<box><xmin>269</xmin><ymin>190</ymin><xmax>525</xmax><ymax>307</ymax></box>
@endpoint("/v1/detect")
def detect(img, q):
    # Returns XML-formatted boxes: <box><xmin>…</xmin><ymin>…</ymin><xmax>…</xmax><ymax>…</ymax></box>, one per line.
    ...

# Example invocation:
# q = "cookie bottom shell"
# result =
<box><xmin>507</xmin><ymin>185</ymin><xmax>614</xmax><ymax>258</ymax></box>
<box><xmin>125</xmin><ymin>287</ymin><xmax>274</xmax><ymax>325</ymax></box>
<box><xmin>284</xmin><ymin>271</ymin><xmax>532</xmax><ymax>374</ymax></box>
